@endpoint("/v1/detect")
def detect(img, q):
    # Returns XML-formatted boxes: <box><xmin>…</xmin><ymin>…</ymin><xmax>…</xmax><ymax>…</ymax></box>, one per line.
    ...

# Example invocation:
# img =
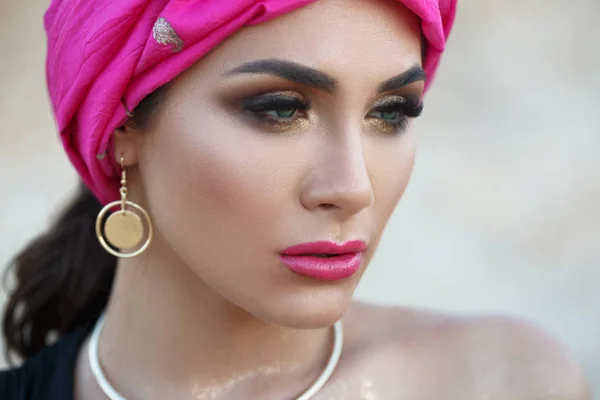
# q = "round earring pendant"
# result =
<box><xmin>96</xmin><ymin>200</ymin><xmax>153</xmax><ymax>258</ymax></box>
<box><xmin>104</xmin><ymin>211</ymin><xmax>143</xmax><ymax>249</ymax></box>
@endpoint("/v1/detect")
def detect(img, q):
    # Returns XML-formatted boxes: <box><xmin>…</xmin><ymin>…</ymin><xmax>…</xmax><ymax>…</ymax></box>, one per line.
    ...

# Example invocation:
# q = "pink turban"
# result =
<box><xmin>44</xmin><ymin>0</ymin><xmax>457</xmax><ymax>205</ymax></box>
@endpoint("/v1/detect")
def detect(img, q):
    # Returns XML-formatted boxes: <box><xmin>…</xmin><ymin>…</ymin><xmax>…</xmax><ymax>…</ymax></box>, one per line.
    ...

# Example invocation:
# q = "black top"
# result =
<box><xmin>0</xmin><ymin>327</ymin><xmax>89</xmax><ymax>400</ymax></box>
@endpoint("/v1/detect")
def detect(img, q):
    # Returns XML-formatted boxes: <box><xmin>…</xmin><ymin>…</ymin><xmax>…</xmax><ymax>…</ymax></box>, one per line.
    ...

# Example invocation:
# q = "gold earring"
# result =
<box><xmin>95</xmin><ymin>157</ymin><xmax>153</xmax><ymax>258</ymax></box>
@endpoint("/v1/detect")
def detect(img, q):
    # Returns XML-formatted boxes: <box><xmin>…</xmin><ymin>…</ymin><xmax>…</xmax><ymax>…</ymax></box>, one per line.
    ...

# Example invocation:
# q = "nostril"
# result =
<box><xmin>318</xmin><ymin>203</ymin><xmax>336</xmax><ymax>211</ymax></box>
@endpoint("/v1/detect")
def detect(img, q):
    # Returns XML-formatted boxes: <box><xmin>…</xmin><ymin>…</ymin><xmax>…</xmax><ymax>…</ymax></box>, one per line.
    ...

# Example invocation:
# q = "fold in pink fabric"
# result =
<box><xmin>44</xmin><ymin>0</ymin><xmax>458</xmax><ymax>205</ymax></box>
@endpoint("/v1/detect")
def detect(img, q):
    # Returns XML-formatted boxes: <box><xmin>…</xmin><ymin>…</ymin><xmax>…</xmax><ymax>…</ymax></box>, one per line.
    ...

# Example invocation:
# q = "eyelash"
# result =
<box><xmin>242</xmin><ymin>93</ymin><xmax>309</xmax><ymax>124</ymax></box>
<box><xmin>366</xmin><ymin>96</ymin><xmax>423</xmax><ymax>133</ymax></box>
<box><xmin>242</xmin><ymin>92</ymin><xmax>423</xmax><ymax>134</ymax></box>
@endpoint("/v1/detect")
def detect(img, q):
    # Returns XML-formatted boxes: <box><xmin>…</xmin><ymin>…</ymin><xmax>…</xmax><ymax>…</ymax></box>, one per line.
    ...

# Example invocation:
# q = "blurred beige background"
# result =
<box><xmin>1</xmin><ymin>0</ymin><xmax>599</xmax><ymax>395</ymax></box>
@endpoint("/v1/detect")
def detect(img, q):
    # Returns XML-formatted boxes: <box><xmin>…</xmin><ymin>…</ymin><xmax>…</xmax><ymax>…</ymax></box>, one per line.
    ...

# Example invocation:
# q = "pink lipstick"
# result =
<box><xmin>279</xmin><ymin>240</ymin><xmax>366</xmax><ymax>280</ymax></box>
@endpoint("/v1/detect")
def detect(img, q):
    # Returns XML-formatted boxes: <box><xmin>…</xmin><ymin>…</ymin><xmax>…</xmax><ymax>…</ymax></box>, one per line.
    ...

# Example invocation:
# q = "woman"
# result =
<box><xmin>0</xmin><ymin>0</ymin><xmax>591</xmax><ymax>398</ymax></box>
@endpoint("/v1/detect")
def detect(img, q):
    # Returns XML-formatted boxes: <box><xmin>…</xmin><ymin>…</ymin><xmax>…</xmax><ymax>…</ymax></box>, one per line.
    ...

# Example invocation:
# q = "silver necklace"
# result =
<box><xmin>88</xmin><ymin>313</ymin><xmax>343</xmax><ymax>400</ymax></box>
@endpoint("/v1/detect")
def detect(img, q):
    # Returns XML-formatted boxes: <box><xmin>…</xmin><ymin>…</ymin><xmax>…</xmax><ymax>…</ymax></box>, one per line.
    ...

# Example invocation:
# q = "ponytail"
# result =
<box><xmin>2</xmin><ymin>184</ymin><xmax>116</xmax><ymax>363</ymax></box>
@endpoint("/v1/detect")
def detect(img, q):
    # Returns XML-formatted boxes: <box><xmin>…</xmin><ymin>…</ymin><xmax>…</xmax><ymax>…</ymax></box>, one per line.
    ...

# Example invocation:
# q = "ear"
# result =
<box><xmin>112</xmin><ymin>123</ymin><xmax>144</xmax><ymax>167</ymax></box>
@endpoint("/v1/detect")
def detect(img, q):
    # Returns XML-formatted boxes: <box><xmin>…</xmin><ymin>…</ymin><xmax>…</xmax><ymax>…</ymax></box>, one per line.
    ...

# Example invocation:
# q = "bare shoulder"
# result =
<box><xmin>456</xmin><ymin>314</ymin><xmax>591</xmax><ymax>400</ymax></box>
<box><xmin>343</xmin><ymin>302</ymin><xmax>591</xmax><ymax>400</ymax></box>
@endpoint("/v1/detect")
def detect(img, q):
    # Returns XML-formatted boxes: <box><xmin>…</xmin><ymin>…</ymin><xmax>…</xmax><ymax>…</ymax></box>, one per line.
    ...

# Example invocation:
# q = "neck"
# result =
<box><xmin>96</xmin><ymin>240</ymin><xmax>334</xmax><ymax>399</ymax></box>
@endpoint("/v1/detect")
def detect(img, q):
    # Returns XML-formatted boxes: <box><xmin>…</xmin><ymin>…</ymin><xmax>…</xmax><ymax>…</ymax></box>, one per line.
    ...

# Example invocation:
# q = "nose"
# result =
<box><xmin>300</xmin><ymin>135</ymin><xmax>374</xmax><ymax>218</ymax></box>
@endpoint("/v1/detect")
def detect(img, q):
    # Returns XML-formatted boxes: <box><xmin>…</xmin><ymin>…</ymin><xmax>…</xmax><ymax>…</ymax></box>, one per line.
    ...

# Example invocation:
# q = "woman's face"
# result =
<box><xmin>124</xmin><ymin>0</ymin><xmax>423</xmax><ymax>328</ymax></box>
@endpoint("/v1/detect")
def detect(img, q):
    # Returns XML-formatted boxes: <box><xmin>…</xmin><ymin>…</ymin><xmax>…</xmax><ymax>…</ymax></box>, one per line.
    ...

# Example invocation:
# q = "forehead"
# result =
<box><xmin>202</xmin><ymin>0</ymin><xmax>422</xmax><ymax>80</ymax></box>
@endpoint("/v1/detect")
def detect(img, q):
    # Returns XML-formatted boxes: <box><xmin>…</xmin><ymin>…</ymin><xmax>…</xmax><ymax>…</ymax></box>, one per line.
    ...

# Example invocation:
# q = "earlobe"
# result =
<box><xmin>112</xmin><ymin>125</ymin><xmax>142</xmax><ymax>167</ymax></box>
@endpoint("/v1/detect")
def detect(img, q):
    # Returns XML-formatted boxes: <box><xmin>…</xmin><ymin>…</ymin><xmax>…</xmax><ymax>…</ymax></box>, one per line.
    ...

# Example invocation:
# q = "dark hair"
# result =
<box><xmin>2</xmin><ymin>86</ymin><xmax>166</xmax><ymax>364</ymax></box>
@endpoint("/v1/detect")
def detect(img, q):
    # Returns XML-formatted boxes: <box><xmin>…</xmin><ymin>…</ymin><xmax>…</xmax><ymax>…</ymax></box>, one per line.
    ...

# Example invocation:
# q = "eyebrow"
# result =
<box><xmin>226</xmin><ymin>59</ymin><xmax>425</xmax><ymax>93</ymax></box>
<box><xmin>226</xmin><ymin>59</ymin><xmax>337</xmax><ymax>92</ymax></box>
<box><xmin>377</xmin><ymin>65</ymin><xmax>426</xmax><ymax>93</ymax></box>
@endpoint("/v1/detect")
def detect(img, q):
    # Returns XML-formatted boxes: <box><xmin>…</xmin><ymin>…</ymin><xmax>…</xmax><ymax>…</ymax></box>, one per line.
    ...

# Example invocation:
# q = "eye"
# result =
<box><xmin>265</xmin><ymin>107</ymin><xmax>298</xmax><ymax>119</ymax></box>
<box><xmin>242</xmin><ymin>92</ymin><xmax>309</xmax><ymax>124</ymax></box>
<box><xmin>366</xmin><ymin>95</ymin><xmax>423</xmax><ymax>134</ymax></box>
<box><xmin>367</xmin><ymin>109</ymin><xmax>403</xmax><ymax>122</ymax></box>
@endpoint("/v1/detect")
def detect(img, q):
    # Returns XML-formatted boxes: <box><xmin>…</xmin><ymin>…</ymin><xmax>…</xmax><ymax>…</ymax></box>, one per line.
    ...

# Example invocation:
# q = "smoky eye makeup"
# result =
<box><xmin>221</xmin><ymin>78</ymin><xmax>424</xmax><ymax>134</ymax></box>
<box><xmin>366</xmin><ymin>94</ymin><xmax>424</xmax><ymax>134</ymax></box>
<box><xmin>369</xmin><ymin>95</ymin><xmax>423</xmax><ymax>117</ymax></box>
<box><xmin>239</xmin><ymin>91</ymin><xmax>311</xmax><ymax>129</ymax></box>
<box><xmin>242</xmin><ymin>92</ymin><xmax>309</xmax><ymax>114</ymax></box>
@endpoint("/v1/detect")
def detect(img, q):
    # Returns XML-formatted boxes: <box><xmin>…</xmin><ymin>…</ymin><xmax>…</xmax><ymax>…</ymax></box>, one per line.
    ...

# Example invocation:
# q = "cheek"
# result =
<box><xmin>138</xmin><ymin>107</ymin><xmax>303</xmax><ymax>255</ymax></box>
<box><xmin>369</xmin><ymin>128</ymin><xmax>417</xmax><ymax>220</ymax></box>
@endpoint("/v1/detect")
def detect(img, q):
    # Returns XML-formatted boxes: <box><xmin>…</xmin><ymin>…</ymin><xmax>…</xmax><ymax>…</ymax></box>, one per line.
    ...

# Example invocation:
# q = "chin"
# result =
<box><xmin>255</xmin><ymin>284</ymin><xmax>355</xmax><ymax>329</ymax></box>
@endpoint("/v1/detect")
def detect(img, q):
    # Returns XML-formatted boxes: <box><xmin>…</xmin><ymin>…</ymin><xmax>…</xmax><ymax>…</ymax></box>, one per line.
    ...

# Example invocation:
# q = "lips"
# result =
<box><xmin>280</xmin><ymin>240</ymin><xmax>366</xmax><ymax>281</ymax></box>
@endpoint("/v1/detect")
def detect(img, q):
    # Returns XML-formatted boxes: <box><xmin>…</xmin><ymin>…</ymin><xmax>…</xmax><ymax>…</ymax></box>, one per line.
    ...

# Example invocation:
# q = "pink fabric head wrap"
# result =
<box><xmin>44</xmin><ymin>0</ymin><xmax>457</xmax><ymax>205</ymax></box>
